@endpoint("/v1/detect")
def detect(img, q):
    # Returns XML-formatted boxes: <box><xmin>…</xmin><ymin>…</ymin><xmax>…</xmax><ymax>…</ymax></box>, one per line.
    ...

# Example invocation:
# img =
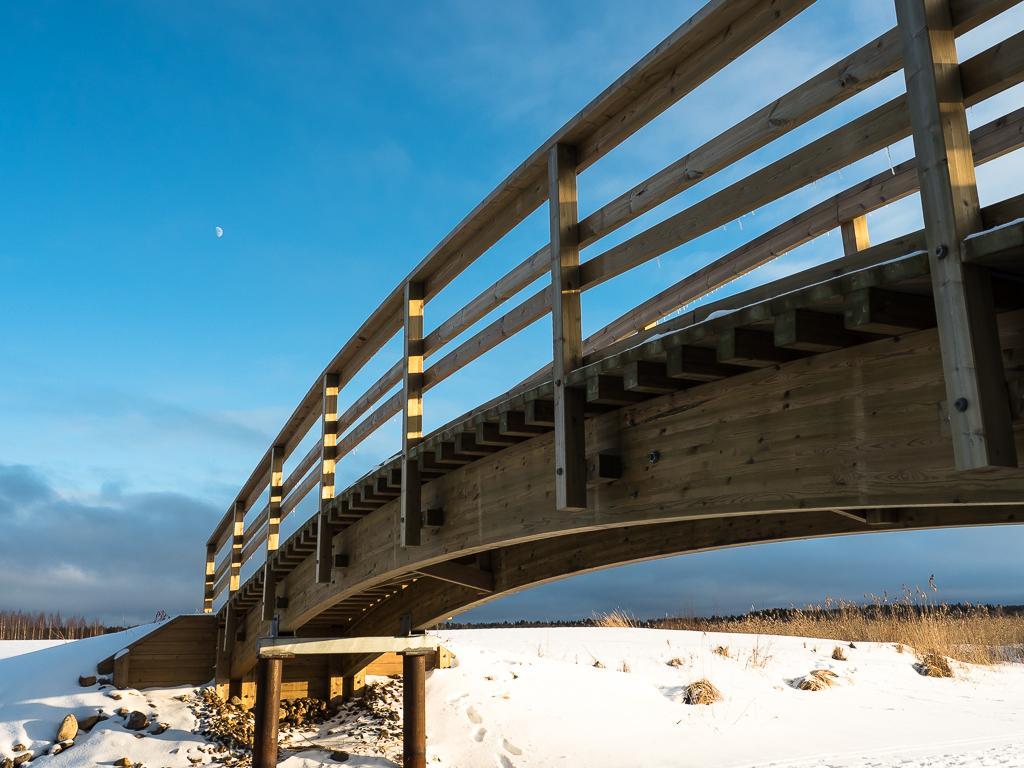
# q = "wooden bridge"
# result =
<box><xmin>199</xmin><ymin>0</ymin><xmax>1024</xmax><ymax>727</ymax></box>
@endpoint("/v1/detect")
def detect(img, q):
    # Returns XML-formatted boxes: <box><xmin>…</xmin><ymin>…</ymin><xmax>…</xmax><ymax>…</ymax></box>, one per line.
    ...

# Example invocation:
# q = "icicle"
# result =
<box><xmin>738</xmin><ymin>218</ymin><xmax>744</xmax><ymax>231</ymax></box>
<box><xmin>885</xmin><ymin>145</ymin><xmax>896</xmax><ymax>176</ymax></box>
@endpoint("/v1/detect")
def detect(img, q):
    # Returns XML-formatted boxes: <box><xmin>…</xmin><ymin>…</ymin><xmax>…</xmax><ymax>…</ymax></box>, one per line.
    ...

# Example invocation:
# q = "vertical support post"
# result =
<box><xmin>896</xmin><ymin>0</ymin><xmax>1017</xmax><ymax>469</ymax></box>
<box><xmin>317</xmin><ymin>373</ymin><xmax>341</xmax><ymax>583</ymax></box>
<box><xmin>203</xmin><ymin>542</ymin><xmax>216</xmax><ymax>613</ymax></box>
<box><xmin>548</xmin><ymin>142</ymin><xmax>587</xmax><ymax>511</ymax></box>
<box><xmin>261</xmin><ymin>445</ymin><xmax>285</xmax><ymax>621</ymax></box>
<box><xmin>252</xmin><ymin>656</ymin><xmax>283</xmax><ymax>768</ymax></box>
<box><xmin>840</xmin><ymin>215</ymin><xmax>871</xmax><ymax>256</ymax></box>
<box><xmin>402</xmin><ymin>651</ymin><xmax>428</xmax><ymax>768</ymax></box>
<box><xmin>401</xmin><ymin>281</ymin><xmax>425</xmax><ymax>546</ymax></box>
<box><xmin>229</xmin><ymin>500</ymin><xmax>245</xmax><ymax>594</ymax></box>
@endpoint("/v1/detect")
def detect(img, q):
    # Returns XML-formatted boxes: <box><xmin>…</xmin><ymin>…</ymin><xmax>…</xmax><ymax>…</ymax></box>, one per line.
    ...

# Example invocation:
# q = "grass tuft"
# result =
<box><xmin>916</xmin><ymin>652</ymin><xmax>954</xmax><ymax>678</ymax></box>
<box><xmin>831</xmin><ymin>645</ymin><xmax>847</xmax><ymax>661</ymax></box>
<box><xmin>683</xmin><ymin>679</ymin><xmax>722</xmax><ymax>705</ymax></box>
<box><xmin>793</xmin><ymin>669</ymin><xmax>838</xmax><ymax>691</ymax></box>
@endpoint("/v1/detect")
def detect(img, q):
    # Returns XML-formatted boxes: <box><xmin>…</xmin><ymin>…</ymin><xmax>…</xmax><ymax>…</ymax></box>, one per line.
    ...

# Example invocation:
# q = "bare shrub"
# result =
<box><xmin>745</xmin><ymin>637</ymin><xmax>773</xmax><ymax>670</ymax></box>
<box><xmin>683</xmin><ymin>679</ymin><xmax>722</xmax><ymax>705</ymax></box>
<box><xmin>666</xmin><ymin>657</ymin><xmax>685</xmax><ymax>667</ymax></box>
<box><xmin>713</xmin><ymin>645</ymin><xmax>730</xmax><ymax>658</ymax></box>
<box><xmin>831</xmin><ymin>646</ymin><xmax>847</xmax><ymax>661</ymax></box>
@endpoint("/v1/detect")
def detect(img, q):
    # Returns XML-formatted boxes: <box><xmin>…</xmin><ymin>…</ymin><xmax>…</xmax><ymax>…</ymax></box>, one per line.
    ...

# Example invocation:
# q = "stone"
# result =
<box><xmin>78</xmin><ymin>674</ymin><xmax>97</xmax><ymax>687</ymax></box>
<box><xmin>116</xmin><ymin>707</ymin><xmax>129</xmax><ymax>716</ymax></box>
<box><xmin>149</xmin><ymin>722</ymin><xmax>169</xmax><ymax>735</ymax></box>
<box><xmin>125</xmin><ymin>711</ymin><xmax>150</xmax><ymax>731</ymax></box>
<box><xmin>12</xmin><ymin>753</ymin><xmax>31</xmax><ymax>766</ymax></box>
<box><xmin>98</xmin><ymin>677</ymin><xmax>112</xmax><ymax>685</ymax></box>
<box><xmin>107</xmin><ymin>692</ymin><xmax>123</xmax><ymax>700</ymax></box>
<box><xmin>330</xmin><ymin>750</ymin><xmax>350</xmax><ymax>762</ymax></box>
<box><xmin>11</xmin><ymin>746</ymin><xmax>25</xmax><ymax>754</ymax></box>
<box><xmin>1</xmin><ymin>757</ymin><xmax>13</xmax><ymax>768</ymax></box>
<box><xmin>114</xmin><ymin>759</ymin><xmax>133</xmax><ymax>768</ymax></box>
<box><xmin>47</xmin><ymin>745</ymin><xmax>62</xmax><ymax>757</ymax></box>
<box><xmin>56</xmin><ymin>713</ymin><xmax>78</xmax><ymax>742</ymax></box>
<box><xmin>79</xmin><ymin>714</ymin><xmax>108</xmax><ymax>732</ymax></box>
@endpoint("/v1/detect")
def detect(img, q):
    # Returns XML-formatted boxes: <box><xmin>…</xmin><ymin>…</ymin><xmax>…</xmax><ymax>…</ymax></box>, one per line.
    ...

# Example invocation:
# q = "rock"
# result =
<box><xmin>149</xmin><ymin>722</ymin><xmax>169</xmax><ymax>735</ymax></box>
<box><xmin>11</xmin><ymin>746</ymin><xmax>25</xmax><ymax>754</ymax></box>
<box><xmin>106</xmin><ymin>691</ymin><xmax>123</xmax><ymax>700</ymax></box>
<box><xmin>79</xmin><ymin>714</ymin><xmax>108</xmax><ymax>732</ymax></box>
<box><xmin>57</xmin><ymin>741</ymin><xmax>73</xmax><ymax>749</ymax></box>
<box><xmin>98</xmin><ymin>676</ymin><xmax>112</xmax><ymax>685</ymax></box>
<box><xmin>78</xmin><ymin>675</ymin><xmax>97</xmax><ymax>687</ymax></box>
<box><xmin>12</xmin><ymin>753</ymin><xmax>31</xmax><ymax>766</ymax></box>
<box><xmin>56</xmin><ymin>713</ymin><xmax>78</xmax><ymax>742</ymax></box>
<box><xmin>125</xmin><ymin>711</ymin><xmax>150</xmax><ymax>731</ymax></box>
<box><xmin>115</xmin><ymin>707</ymin><xmax>129</xmax><ymax>716</ymax></box>
<box><xmin>228</xmin><ymin>696</ymin><xmax>242</xmax><ymax>708</ymax></box>
<box><xmin>330</xmin><ymin>750</ymin><xmax>350</xmax><ymax>763</ymax></box>
<box><xmin>114</xmin><ymin>759</ymin><xmax>133</xmax><ymax>768</ymax></box>
<box><xmin>47</xmin><ymin>745</ymin><xmax>62</xmax><ymax>757</ymax></box>
<box><xmin>1</xmin><ymin>757</ymin><xmax>13</xmax><ymax>768</ymax></box>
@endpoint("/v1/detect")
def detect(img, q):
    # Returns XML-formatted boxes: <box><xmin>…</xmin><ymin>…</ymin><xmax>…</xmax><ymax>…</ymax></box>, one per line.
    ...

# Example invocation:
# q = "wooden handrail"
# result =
<box><xmin>207</xmin><ymin>0</ymin><xmax>1023</xmax><ymax>595</ymax></box>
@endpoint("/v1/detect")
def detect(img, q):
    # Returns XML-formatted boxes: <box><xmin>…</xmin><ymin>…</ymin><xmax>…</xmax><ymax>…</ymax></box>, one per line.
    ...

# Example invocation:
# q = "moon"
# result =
<box><xmin>215</xmin><ymin>226</ymin><xmax>224</xmax><ymax>239</ymax></box>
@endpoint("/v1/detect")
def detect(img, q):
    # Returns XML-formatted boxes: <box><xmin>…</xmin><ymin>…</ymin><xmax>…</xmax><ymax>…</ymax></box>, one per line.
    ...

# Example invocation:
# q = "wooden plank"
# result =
<box><xmin>402</xmin><ymin>281</ymin><xmax>426</xmax><ymax>546</ymax></box>
<box><xmin>841</xmin><ymin>215</ymin><xmax>871</xmax><ymax>256</ymax></box>
<box><xmin>897</xmin><ymin>0</ymin><xmax>1017</xmax><ymax>468</ymax></box>
<box><xmin>549</xmin><ymin>143</ymin><xmax>587</xmax><ymax>512</ymax></box>
<box><xmin>229</xmin><ymin>500</ymin><xmax>245</xmax><ymax>594</ymax></box>
<box><xmin>965</xmin><ymin>219</ymin><xmax>1024</xmax><ymax>268</ymax></box>
<box><xmin>259</xmin><ymin>635</ymin><xmax>442</xmax><ymax>658</ymax></box>
<box><xmin>203</xmin><ymin>543</ymin><xmax>216</xmax><ymax>614</ymax></box>
<box><xmin>317</xmin><ymin>373</ymin><xmax>340</xmax><ymax>585</ymax></box>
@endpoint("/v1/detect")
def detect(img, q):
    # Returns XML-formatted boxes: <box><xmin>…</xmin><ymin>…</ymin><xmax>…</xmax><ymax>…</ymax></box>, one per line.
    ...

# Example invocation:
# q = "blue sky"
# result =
<box><xmin>2</xmin><ymin>1</ymin><xmax>1023</xmax><ymax>624</ymax></box>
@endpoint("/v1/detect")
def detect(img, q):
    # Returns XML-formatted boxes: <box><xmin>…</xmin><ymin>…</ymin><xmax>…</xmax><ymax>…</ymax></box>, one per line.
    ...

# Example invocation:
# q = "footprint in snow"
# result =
<box><xmin>497</xmin><ymin>755</ymin><xmax>515</xmax><ymax>768</ymax></box>
<box><xmin>474</xmin><ymin>727</ymin><xmax>487</xmax><ymax>742</ymax></box>
<box><xmin>466</xmin><ymin>706</ymin><xmax>483</xmax><ymax>724</ymax></box>
<box><xmin>502</xmin><ymin>738</ymin><xmax>523</xmax><ymax>756</ymax></box>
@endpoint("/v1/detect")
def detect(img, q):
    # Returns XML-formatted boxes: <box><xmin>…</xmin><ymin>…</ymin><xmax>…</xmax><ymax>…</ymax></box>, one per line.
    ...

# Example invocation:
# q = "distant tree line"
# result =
<box><xmin>0</xmin><ymin>610</ymin><xmax>127</xmax><ymax>640</ymax></box>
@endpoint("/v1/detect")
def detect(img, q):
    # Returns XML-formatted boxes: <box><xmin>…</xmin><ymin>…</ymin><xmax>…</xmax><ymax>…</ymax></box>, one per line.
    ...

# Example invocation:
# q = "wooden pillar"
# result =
<box><xmin>203</xmin><ymin>543</ymin><xmax>216</xmax><ymax>613</ymax></box>
<box><xmin>316</xmin><ymin>373</ymin><xmax>341</xmax><ymax>583</ymax></box>
<box><xmin>840</xmin><ymin>215</ymin><xmax>870</xmax><ymax>256</ymax></box>
<box><xmin>896</xmin><ymin>0</ymin><xmax>1017</xmax><ymax>469</ymax></box>
<box><xmin>548</xmin><ymin>143</ymin><xmax>587</xmax><ymax>511</ymax></box>
<box><xmin>261</xmin><ymin>445</ymin><xmax>285</xmax><ymax>621</ymax></box>
<box><xmin>401</xmin><ymin>281</ymin><xmax>425</xmax><ymax>546</ymax></box>
<box><xmin>229</xmin><ymin>500</ymin><xmax>245</xmax><ymax>593</ymax></box>
<box><xmin>252</xmin><ymin>657</ymin><xmax>283</xmax><ymax>768</ymax></box>
<box><xmin>402</xmin><ymin>651</ymin><xmax>428</xmax><ymax>768</ymax></box>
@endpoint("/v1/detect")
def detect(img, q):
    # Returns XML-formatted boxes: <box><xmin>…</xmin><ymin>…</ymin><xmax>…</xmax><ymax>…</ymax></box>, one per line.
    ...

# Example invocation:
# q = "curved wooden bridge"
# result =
<box><xmin>202</xmin><ymin>0</ymin><xmax>1024</xmax><ymax>706</ymax></box>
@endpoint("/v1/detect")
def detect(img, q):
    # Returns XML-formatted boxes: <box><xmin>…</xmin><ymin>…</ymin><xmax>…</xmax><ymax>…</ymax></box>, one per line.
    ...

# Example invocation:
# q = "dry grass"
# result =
<box><xmin>713</xmin><ymin>645</ymin><xmax>730</xmax><ymax>658</ymax></box>
<box><xmin>683</xmin><ymin>679</ymin><xmax>722</xmax><ymax>705</ymax></box>
<box><xmin>666</xmin><ymin>657</ymin><xmax>685</xmax><ymax>667</ymax></box>
<box><xmin>653</xmin><ymin>587</ymin><xmax>1024</xmax><ymax>666</ymax></box>
<box><xmin>831</xmin><ymin>645</ymin><xmax>847</xmax><ymax>661</ymax></box>
<box><xmin>793</xmin><ymin>669</ymin><xmax>839</xmax><ymax>691</ymax></box>
<box><xmin>593</xmin><ymin>610</ymin><xmax>637</xmax><ymax>629</ymax></box>
<box><xmin>916</xmin><ymin>653</ymin><xmax>954</xmax><ymax>678</ymax></box>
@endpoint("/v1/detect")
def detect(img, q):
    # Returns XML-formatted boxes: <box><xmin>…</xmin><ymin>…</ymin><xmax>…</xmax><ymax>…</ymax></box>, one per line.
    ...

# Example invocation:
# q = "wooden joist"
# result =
<box><xmin>717</xmin><ymin>328</ymin><xmax>808</xmax><ymax>367</ymax></box>
<box><xmin>844</xmin><ymin>287</ymin><xmax>936</xmax><ymax>334</ymax></box>
<box><xmin>549</xmin><ymin>143</ymin><xmax>587</xmax><ymax>512</ymax></box>
<box><xmin>775</xmin><ymin>309</ymin><xmax>881</xmax><ymax>352</ymax></box>
<box><xmin>623</xmin><ymin>360</ymin><xmax>691</xmax><ymax>394</ymax></box>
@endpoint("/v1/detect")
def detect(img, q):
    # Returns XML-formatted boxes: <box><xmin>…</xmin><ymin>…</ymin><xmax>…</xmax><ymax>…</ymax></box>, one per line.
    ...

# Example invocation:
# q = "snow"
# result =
<box><xmin>1</xmin><ymin>627</ymin><xmax>1023</xmax><ymax>767</ymax></box>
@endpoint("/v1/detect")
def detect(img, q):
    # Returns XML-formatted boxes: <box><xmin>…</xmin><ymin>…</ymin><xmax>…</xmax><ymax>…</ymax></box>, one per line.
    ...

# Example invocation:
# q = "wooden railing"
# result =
<box><xmin>203</xmin><ymin>0</ymin><xmax>1024</xmax><ymax>614</ymax></box>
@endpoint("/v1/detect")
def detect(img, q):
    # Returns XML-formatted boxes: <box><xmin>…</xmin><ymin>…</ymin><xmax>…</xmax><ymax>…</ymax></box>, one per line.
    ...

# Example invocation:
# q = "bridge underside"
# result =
<box><xmin>221</xmin><ymin>299</ymin><xmax>1024</xmax><ymax>681</ymax></box>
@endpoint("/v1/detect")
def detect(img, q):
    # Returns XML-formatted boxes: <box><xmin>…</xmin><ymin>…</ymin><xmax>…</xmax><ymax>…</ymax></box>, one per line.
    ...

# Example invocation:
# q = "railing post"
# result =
<box><xmin>316</xmin><ymin>373</ymin><xmax>341</xmax><ymax>583</ymax></box>
<box><xmin>896</xmin><ymin>0</ymin><xmax>1017</xmax><ymax>469</ymax></box>
<box><xmin>840</xmin><ymin>215</ymin><xmax>870</xmax><ymax>256</ymax></box>
<box><xmin>548</xmin><ymin>143</ymin><xmax>587</xmax><ymax>511</ymax></box>
<box><xmin>229</xmin><ymin>499</ymin><xmax>245</xmax><ymax>594</ymax></box>
<box><xmin>261</xmin><ymin>445</ymin><xmax>285</xmax><ymax>620</ymax></box>
<box><xmin>401</xmin><ymin>280</ymin><xmax>426</xmax><ymax>546</ymax></box>
<box><xmin>203</xmin><ymin>542</ymin><xmax>215</xmax><ymax>614</ymax></box>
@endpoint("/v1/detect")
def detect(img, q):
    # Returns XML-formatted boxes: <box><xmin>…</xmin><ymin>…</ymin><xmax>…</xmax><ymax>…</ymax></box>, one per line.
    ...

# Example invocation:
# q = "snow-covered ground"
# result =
<box><xmin>1</xmin><ymin>627</ymin><xmax>1022</xmax><ymax>767</ymax></box>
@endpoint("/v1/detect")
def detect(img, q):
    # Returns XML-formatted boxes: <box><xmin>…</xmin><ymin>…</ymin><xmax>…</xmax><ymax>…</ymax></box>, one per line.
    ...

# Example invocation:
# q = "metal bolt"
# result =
<box><xmin>647</xmin><ymin>450</ymin><xmax>661</xmax><ymax>465</ymax></box>
<box><xmin>954</xmin><ymin>397</ymin><xmax>969</xmax><ymax>412</ymax></box>
<box><xmin>556</xmin><ymin>467</ymin><xmax>564</xmax><ymax>476</ymax></box>
<box><xmin>935</xmin><ymin>244</ymin><xmax>948</xmax><ymax>259</ymax></box>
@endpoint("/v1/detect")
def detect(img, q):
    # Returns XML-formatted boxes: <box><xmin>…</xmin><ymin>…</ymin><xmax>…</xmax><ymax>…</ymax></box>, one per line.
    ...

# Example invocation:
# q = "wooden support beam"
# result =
<box><xmin>454</xmin><ymin>432</ymin><xmax>502</xmax><ymax>456</ymax></box>
<box><xmin>774</xmin><ymin>309</ymin><xmax>882</xmax><ymax>352</ymax></box>
<box><xmin>586</xmin><ymin>374</ymin><xmax>647</xmax><ymax>405</ymax></box>
<box><xmin>964</xmin><ymin>218</ymin><xmax>1024</xmax><ymax>269</ymax></box>
<box><xmin>717</xmin><ymin>328</ymin><xmax>808</xmax><ymax>367</ymax></box>
<box><xmin>475</xmin><ymin>421</ymin><xmax>526</xmax><ymax>447</ymax></box>
<box><xmin>665</xmin><ymin>345</ymin><xmax>745</xmax><ymax>381</ymax></box>
<box><xmin>402</xmin><ymin>281</ymin><xmax>425</xmax><ymax>546</ymax></box>
<box><xmin>844</xmin><ymin>287</ymin><xmax>936</xmax><ymax>334</ymax></box>
<box><xmin>261</xmin><ymin>445</ymin><xmax>285</xmax><ymax>620</ymax></box>
<box><xmin>898</xmin><ymin>0</ymin><xmax>1017</xmax><ymax>469</ymax></box>
<box><xmin>623</xmin><ymin>360</ymin><xmax>691</xmax><ymax>393</ymax></box>
<box><xmin>229</xmin><ymin>500</ymin><xmax>245</xmax><ymax>594</ymax></box>
<box><xmin>316</xmin><ymin>373</ymin><xmax>340</xmax><ymax>584</ymax></box>
<box><xmin>587</xmin><ymin>452</ymin><xmax>623</xmax><ymax>485</ymax></box>
<box><xmin>840</xmin><ymin>215</ymin><xmax>871</xmax><ymax>256</ymax></box>
<box><xmin>436</xmin><ymin>442</ymin><xmax>474</xmax><ymax>465</ymax></box>
<box><xmin>203</xmin><ymin>543</ymin><xmax>215</xmax><ymax>614</ymax></box>
<box><xmin>549</xmin><ymin>143</ymin><xmax>587</xmax><ymax>512</ymax></box>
